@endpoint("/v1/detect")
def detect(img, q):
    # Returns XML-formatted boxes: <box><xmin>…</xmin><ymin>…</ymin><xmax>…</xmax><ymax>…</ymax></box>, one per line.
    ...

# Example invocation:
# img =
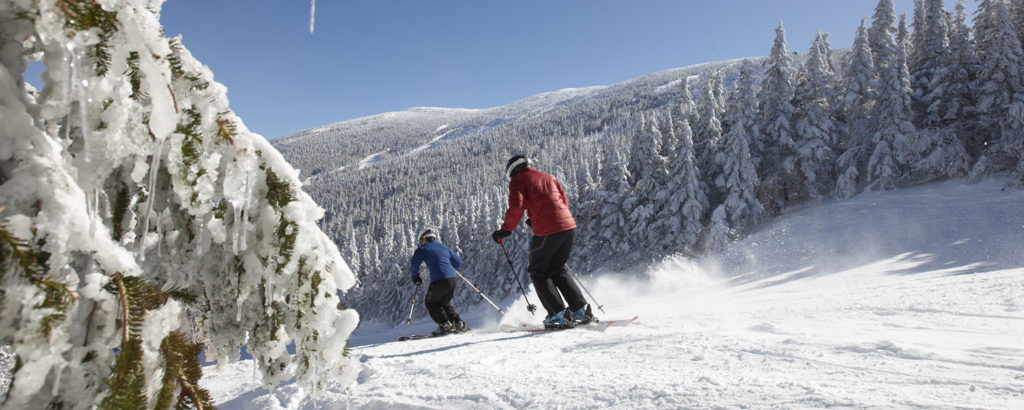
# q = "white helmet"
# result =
<box><xmin>505</xmin><ymin>155</ymin><xmax>529</xmax><ymax>179</ymax></box>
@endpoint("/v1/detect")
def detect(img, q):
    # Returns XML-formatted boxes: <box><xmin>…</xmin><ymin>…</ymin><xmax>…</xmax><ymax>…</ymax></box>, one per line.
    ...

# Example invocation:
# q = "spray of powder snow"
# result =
<box><xmin>495</xmin><ymin>256</ymin><xmax>729</xmax><ymax>326</ymax></box>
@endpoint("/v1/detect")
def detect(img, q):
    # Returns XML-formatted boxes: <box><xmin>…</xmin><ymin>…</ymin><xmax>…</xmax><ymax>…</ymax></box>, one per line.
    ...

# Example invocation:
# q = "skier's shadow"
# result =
<box><xmin>374</xmin><ymin>332</ymin><xmax>550</xmax><ymax>359</ymax></box>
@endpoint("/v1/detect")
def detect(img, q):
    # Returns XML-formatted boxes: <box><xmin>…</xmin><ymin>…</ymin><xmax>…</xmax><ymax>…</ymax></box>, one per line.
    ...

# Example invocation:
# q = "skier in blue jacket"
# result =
<box><xmin>410</xmin><ymin>229</ymin><xmax>469</xmax><ymax>335</ymax></box>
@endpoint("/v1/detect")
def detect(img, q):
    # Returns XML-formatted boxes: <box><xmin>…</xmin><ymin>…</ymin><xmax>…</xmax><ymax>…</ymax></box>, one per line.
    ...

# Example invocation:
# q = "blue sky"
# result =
<box><xmin>150</xmin><ymin>1</ymin><xmax>970</xmax><ymax>139</ymax></box>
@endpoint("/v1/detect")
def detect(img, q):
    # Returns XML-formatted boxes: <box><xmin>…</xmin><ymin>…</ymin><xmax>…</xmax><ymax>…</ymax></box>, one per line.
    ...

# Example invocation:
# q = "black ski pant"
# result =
<box><xmin>425</xmin><ymin>277</ymin><xmax>461</xmax><ymax>325</ymax></box>
<box><xmin>527</xmin><ymin>228</ymin><xmax>586</xmax><ymax>317</ymax></box>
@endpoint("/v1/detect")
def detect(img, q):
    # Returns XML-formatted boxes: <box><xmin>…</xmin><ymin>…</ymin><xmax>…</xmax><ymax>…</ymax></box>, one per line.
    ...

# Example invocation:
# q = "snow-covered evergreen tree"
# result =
<box><xmin>867</xmin><ymin>0</ymin><xmax>917</xmax><ymax>190</ymax></box>
<box><xmin>756</xmin><ymin>22</ymin><xmax>798</xmax><ymax>213</ymax></box>
<box><xmin>972</xmin><ymin>0</ymin><xmax>1024</xmax><ymax>185</ymax></box>
<box><xmin>662</xmin><ymin>117</ymin><xmax>707</xmax><ymax>252</ymax></box>
<box><xmin>907</xmin><ymin>0</ymin><xmax>974</xmax><ymax>181</ymax></box>
<box><xmin>897</xmin><ymin>14</ymin><xmax>920</xmax><ymax>165</ymax></box>
<box><xmin>590</xmin><ymin>148</ymin><xmax>633</xmax><ymax>261</ymax></box>
<box><xmin>792</xmin><ymin>32</ymin><xmax>839</xmax><ymax>201</ymax></box>
<box><xmin>910</xmin><ymin>0</ymin><xmax>953</xmax><ymax>128</ymax></box>
<box><xmin>676</xmin><ymin>76</ymin><xmax>698</xmax><ymax>127</ymax></box>
<box><xmin>0</xmin><ymin>1</ymin><xmax>358</xmax><ymax>407</ymax></box>
<box><xmin>693</xmin><ymin>71</ymin><xmax>726</xmax><ymax>204</ymax></box>
<box><xmin>625</xmin><ymin>113</ymin><xmax>669</xmax><ymax>253</ymax></box>
<box><xmin>836</xmin><ymin>19</ymin><xmax>877</xmax><ymax>198</ymax></box>
<box><xmin>717</xmin><ymin>61</ymin><xmax>763</xmax><ymax>229</ymax></box>
<box><xmin>943</xmin><ymin>0</ymin><xmax>983</xmax><ymax>149</ymax></box>
<box><xmin>870</xmin><ymin>0</ymin><xmax>899</xmax><ymax>68</ymax></box>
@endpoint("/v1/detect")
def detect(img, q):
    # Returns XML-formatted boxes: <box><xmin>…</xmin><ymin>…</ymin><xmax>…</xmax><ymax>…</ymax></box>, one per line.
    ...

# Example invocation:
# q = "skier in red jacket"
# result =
<box><xmin>492</xmin><ymin>155</ymin><xmax>595</xmax><ymax>328</ymax></box>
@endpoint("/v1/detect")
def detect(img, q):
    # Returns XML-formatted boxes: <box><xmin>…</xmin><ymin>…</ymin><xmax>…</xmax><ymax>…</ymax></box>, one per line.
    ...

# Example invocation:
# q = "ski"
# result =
<box><xmin>500</xmin><ymin>316</ymin><xmax>638</xmax><ymax>333</ymax></box>
<box><xmin>397</xmin><ymin>330</ymin><xmax>470</xmax><ymax>341</ymax></box>
<box><xmin>397</xmin><ymin>334</ymin><xmax>440</xmax><ymax>341</ymax></box>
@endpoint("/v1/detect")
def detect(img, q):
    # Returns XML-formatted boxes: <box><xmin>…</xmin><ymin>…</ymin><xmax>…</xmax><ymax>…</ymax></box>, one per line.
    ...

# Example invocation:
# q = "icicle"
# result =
<box><xmin>67</xmin><ymin>43</ymin><xmax>91</xmax><ymax>162</ymax></box>
<box><xmin>88</xmin><ymin>188</ymin><xmax>98</xmax><ymax>239</ymax></box>
<box><xmin>51</xmin><ymin>362</ymin><xmax>64</xmax><ymax>399</ymax></box>
<box><xmin>309</xmin><ymin>0</ymin><xmax>316</xmax><ymax>34</ymax></box>
<box><xmin>195</xmin><ymin>215</ymin><xmax>207</xmax><ymax>260</ymax></box>
<box><xmin>137</xmin><ymin>139</ymin><xmax>164</xmax><ymax>261</ymax></box>
<box><xmin>231</xmin><ymin>202</ymin><xmax>241</xmax><ymax>255</ymax></box>
<box><xmin>77</xmin><ymin>75</ymin><xmax>91</xmax><ymax>163</ymax></box>
<box><xmin>235</xmin><ymin>170</ymin><xmax>251</xmax><ymax>253</ymax></box>
<box><xmin>155</xmin><ymin>210</ymin><xmax>163</xmax><ymax>257</ymax></box>
<box><xmin>63</xmin><ymin>46</ymin><xmax>73</xmax><ymax>144</ymax></box>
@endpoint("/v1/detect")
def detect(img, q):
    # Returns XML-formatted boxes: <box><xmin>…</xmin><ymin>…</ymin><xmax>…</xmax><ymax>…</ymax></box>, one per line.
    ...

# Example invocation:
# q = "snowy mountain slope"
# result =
<box><xmin>271</xmin><ymin>58</ymin><xmax>752</xmax><ymax>181</ymax></box>
<box><xmin>200</xmin><ymin>179</ymin><xmax>1024</xmax><ymax>409</ymax></box>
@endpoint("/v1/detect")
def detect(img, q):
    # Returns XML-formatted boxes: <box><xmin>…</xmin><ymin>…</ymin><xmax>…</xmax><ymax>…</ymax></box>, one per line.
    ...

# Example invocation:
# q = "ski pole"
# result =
<box><xmin>405</xmin><ymin>283</ymin><xmax>420</xmax><ymax>324</ymax></box>
<box><xmin>499</xmin><ymin>240</ymin><xmax>538</xmax><ymax>314</ymax></box>
<box><xmin>566</xmin><ymin>265</ymin><xmax>605</xmax><ymax>314</ymax></box>
<box><xmin>456</xmin><ymin>271</ymin><xmax>503</xmax><ymax>313</ymax></box>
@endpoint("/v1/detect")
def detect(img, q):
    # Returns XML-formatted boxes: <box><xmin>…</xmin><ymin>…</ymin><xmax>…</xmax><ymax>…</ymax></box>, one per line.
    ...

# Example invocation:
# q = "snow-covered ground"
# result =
<box><xmin>201</xmin><ymin>179</ymin><xmax>1024</xmax><ymax>409</ymax></box>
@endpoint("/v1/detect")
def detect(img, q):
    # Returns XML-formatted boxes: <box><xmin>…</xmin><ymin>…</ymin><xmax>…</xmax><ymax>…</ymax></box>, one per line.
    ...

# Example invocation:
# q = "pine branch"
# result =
<box><xmin>101</xmin><ymin>337</ymin><xmax>147</xmax><ymax>409</ymax></box>
<box><xmin>57</xmin><ymin>0</ymin><xmax>118</xmax><ymax>75</ymax></box>
<box><xmin>107</xmin><ymin>275</ymin><xmax>204</xmax><ymax>409</ymax></box>
<box><xmin>125</xmin><ymin>52</ymin><xmax>147</xmax><ymax>101</ymax></box>
<box><xmin>168</xmin><ymin>38</ymin><xmax>210</xmax><ymax>91</ymax></box>
<box><xmin>1</xmin><ymin>218</ymin><xmax>75</xmax><ymax>338</ymax></box>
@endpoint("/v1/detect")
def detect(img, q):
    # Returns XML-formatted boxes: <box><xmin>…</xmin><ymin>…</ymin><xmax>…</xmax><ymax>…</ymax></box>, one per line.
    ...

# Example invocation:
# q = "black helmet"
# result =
<box><xmin>419</xmin><ymin>229</ymin><xmax>437</xmax><ymax>244</ymax></box>
<box><xmin>505</xmin><ymin>155</ymin><xmax>529</xmax><ymax>179</ymax></box>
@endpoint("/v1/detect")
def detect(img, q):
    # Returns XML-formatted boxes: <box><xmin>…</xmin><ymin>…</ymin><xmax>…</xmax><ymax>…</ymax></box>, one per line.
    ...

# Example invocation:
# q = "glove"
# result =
<box><xmin>525</xmin><ymin>218</ymin><xmax>532</xmax><ymax>228</ymax></box>
<box><xmin>491</xmin><ymin>229</ymin><xmax>512</xmax><ymax>243</ymax></box>
<box><xmin>412</xmin><ymin>276</ymin><xmax>422</xmax><ymax>286</ymax></box>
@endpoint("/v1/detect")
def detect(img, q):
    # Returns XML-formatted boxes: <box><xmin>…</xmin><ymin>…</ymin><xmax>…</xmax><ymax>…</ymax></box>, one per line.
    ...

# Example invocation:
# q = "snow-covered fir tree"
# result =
<box><xmin>943</xmin><ymin>0</ymin><xmax>983</xmax><ymax>149</ymax></box>
<box><xmin>792</xmin><ymin>31</ymin><xmax>839</xmax><ymax>201</ymax></box>
<box><xmin>756</xmin><ymin>22</ymin><xmax>798</xmax><ymax>213</ymax></box>
<box><xmin>589</xmin><ymin>147</ymin><xmax>633</xmax><ymax>263</ymax></box>
<box><xmin>625</xmin><ymin>113</ymin><xmax>670</xmax><ymax>255</ymax></box>
<box><xmin>867</xmin><ymin>0</ymin><xmax>917</xmax><ymax>190</ymax></box>
<box><xmin>693</xmin><ymin>71</ymin><xmax>726</xmax><ymax>204</ymax></box>
<box><xmin>870</xmin><ymin>0</ymin><xmax>899</xmax><ymax>68</ymax></box>
<box><xmin>896</xmin><ymin>14</ymin><xmax>920</xmax><ymax>165</ymax></box>
<box><xmin>907</xmin><ymin>0</ymin><xmax>973</xmax><ymax>180</ymax></box>
<box><xmin>910</xmin><ymin>0</ymin><xmax>952</xmax><ymax>128</ymax></box>
<box><xmin>972</xmin><ymin>0</ymin><xmax>1024</xmax><ymax>185</ymax></box>
<box><xmin>716</xmin><ymin>61</ymin><xmax>763</xmax><ymax>230</ymax></box>
<box><xmin>836</xmin><ymin>19</ymin><xmax>878</xmax><ymax>198</ymax></box>
<box><xmin>662</xmin><ymin>116</ymin><xmax>707</xmax><ymax>252</ymax></box>
<box><xmin>0</xmin><ymin>1</ymin><xmax>358</xmax><ymax>408</ymax></box>
<box><xmin>676</xmin><ymin>75</ymin><xmax>699</xmax><ymax>128</ymax></box>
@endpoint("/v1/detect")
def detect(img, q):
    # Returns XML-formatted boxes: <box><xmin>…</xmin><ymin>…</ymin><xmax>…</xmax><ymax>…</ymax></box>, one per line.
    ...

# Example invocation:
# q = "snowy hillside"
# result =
<box><xmin>200</xmin><ymin>178</ymin><xmax>1024</xmax><ymax>408</ymax></box>
<box><xmin>272</xmin><ymin>59</ymin><xmax>748</xmax><ymax>183</ymax></box>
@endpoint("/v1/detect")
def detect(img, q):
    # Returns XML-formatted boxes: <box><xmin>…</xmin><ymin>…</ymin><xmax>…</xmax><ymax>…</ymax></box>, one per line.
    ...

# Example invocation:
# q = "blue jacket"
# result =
<box><xmin>410</xmin><ymin>240</ymin><xmax>461</xmax><ymax>282</ymax></box>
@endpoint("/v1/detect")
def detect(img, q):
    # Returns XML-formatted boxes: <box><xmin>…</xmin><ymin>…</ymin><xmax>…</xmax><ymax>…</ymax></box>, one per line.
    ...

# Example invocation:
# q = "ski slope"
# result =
<box><xmin>201</xmin><ymin>179</ymin><xmax>1024</xmax><ymax>409</ymax></box>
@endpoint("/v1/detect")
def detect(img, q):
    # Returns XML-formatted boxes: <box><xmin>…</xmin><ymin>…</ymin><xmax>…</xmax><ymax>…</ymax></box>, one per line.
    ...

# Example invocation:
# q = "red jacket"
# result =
<box><xmin>502</xmin><ymin>166</ymin><xmax>576</xmax><ymax>236</ymax></box>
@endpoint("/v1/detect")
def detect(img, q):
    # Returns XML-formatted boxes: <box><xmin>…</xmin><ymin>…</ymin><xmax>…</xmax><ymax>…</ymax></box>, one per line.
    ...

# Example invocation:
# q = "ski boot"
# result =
<box><xmin>453</xmin><ymin>320</ymin><xmax>470</xmax><ymax>333</ymax></box>
<box><xmin>570</xmin><ymin>304</ymin><xmax>596</xmax><ymax>325</ymax></box>
<box><xmin>431</xmin><ymin>321</ymin><xmax>454</xmax><ymax>336</ymax></box>
<box><xmin>543</xmin><ymin>310</ymin><xmax>576</xmax><ymax>329</ymax></box>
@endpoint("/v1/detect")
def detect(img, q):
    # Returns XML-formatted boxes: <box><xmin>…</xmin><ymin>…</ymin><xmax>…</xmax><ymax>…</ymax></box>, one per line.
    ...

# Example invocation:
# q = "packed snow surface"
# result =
<box><xmin>201</xmin><ymin>179</ymin><xmax>1024</xmax><ymax>408</ymax></box>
